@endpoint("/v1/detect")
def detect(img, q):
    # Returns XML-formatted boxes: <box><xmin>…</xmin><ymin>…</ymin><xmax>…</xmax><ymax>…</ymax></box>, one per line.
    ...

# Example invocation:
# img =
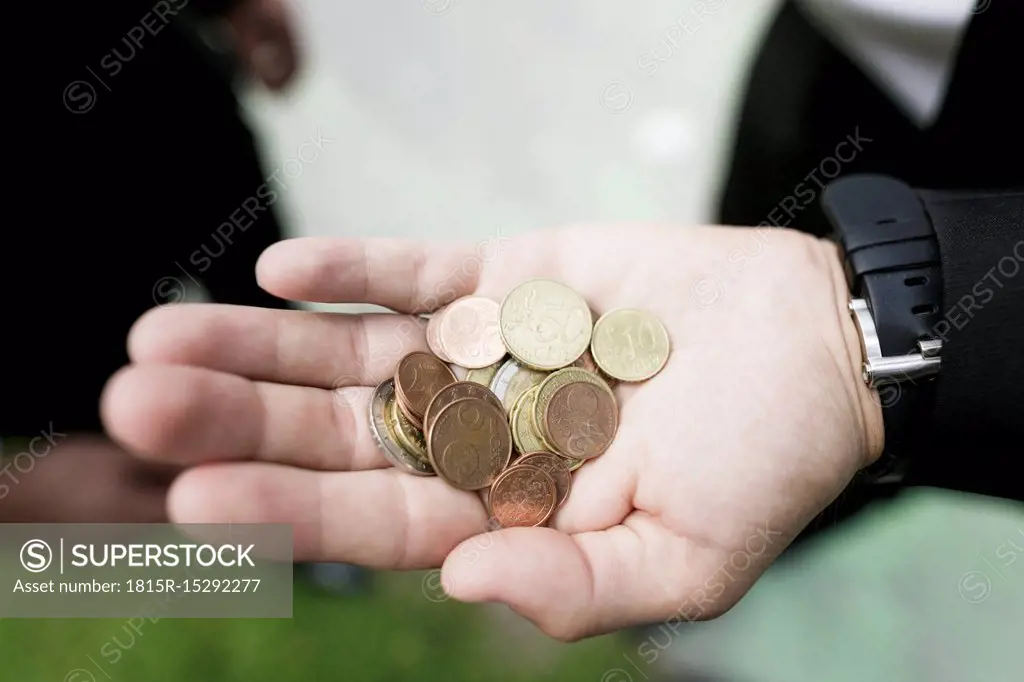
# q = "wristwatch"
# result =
<box><xmin>823</xmin><ymin>175</ymin><xmax>944</xmax><ymax>485</ymax></box>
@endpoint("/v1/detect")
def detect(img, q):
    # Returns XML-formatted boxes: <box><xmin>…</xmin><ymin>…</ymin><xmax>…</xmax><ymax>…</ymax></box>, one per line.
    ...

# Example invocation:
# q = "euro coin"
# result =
<box><xmin>533</xmin><ymin>367</ymin><xmax>611</xmax><ymax>447</ymax></box>
<box><xmin>423</xmin><ymin>381</ymin><xmax>503</xmax><ymax>438</ymax></box>
<box><xmin>509</xmin><ymin>385</ymin><xmax>548</xmax><ymax>454</ymax></box>
<box><xmin>426</xmin><ymin>310</ymin><xmax>453</xmax><ymax>363</ymax></box>
<box><xmin>394</xmin><ymin>351</ymin><xmax>457</xmax><ymax>424</ymax></box>
<box><xmin>427</xmin><ymin>398</ymin><xmax>513</xmax><ymax>490</ymax></box>
<box><xmin>512</xmin><ymin>452</ymin><xmax>572</xmax><ymax>507</ymax></box>
<box><xmin>562</xmin><ymin>455</ymin><xmax>585</xmax><ymax>472</ymax></box>
<box><xmin>544</xmin><ymin>380</ymin><xmax>618</xmax><ymax>460</ymax></box>
<box><xmin>489</xmin><ymin>357</ymin><xmax>548</xmax><ymax>413</ymax></box>
<box><xmin>389</xmin><ymin>395</ymin><xmax>429</xmax><ymax>462</ymax></box>
<box><xmin>369</xmin><ymin>380</ymin><xmax>435</xmax><ymax>477</ymax></box>
<box><xmin>437</xmin><ymin>296</ymin><xmax>506</xmax><ymax>369</ymax></box>
<box><xmin>488</xmin><ymin>464</ymin><xmax>557</xmax><ymax>528</ymax></box>
<box><xmin>590</xmin><ymin>308</ymin><xmax>670</xmax><ymax>382</ymax></box>
<box><xmin>499</xmin><ymin>279</ymin><xmax>593</xmax><ymax>370</ymax></box>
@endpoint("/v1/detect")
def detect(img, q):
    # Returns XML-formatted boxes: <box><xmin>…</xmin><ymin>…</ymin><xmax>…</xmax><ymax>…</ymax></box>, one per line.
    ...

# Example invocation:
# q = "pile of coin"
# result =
<box><xmin>369</xmin><ymin>278</ymin><xmax>670</xmax><ymax>529</ymax></box>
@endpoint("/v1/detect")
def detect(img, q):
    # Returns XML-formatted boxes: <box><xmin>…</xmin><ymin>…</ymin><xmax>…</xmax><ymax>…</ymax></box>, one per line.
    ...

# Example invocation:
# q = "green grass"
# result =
<box><xmin>7</xmin><ymin>491</ymin><xmax>1018</xmax><ymax>681</ymax></box>
<box><xmin>0</xmin><ymin>571</ymin><xmax>628</xmax><ymax>681</ymax></box>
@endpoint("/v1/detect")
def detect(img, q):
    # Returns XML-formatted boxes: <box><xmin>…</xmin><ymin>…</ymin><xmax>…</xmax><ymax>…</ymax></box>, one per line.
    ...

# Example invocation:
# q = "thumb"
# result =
<box><xmin>440</xmin><ymin>516</ymin><xmax>725</xmax><ymax>641</ymax></box>
<box><xmin>442</xmin><ymin>528</ymin><xmax>591</xmax><ymax>639</ymax></box>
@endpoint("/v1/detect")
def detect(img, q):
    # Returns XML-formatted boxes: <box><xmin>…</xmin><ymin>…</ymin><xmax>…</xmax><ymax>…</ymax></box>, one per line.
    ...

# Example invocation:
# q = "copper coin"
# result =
<box><xmin>395</xmin><ymin>390</ymin><xmax>425</xmax><ymax>430</ymax></box>
<box><xmin>368</xmin><ymin>380</ymin><xmax>434</xmax><ymax>477</ymax></box>
<box><xmin>437</xmin><ymin>296</ymin><xmax>506</xmax><ymax>369</ymax></box>
<box><xmin>422</xmin><ymin>381</ymin><xmax>504</xmax><ymax>438</ymax></box>
<box><xmin>488</xmin><ymin>464</ymin><xmax>557</xmax><ymax>528</ymax></box>
<box><xmin>427</xmin><ymin>398</ymin><xmax>513</xmax><ymax>490</ymax></box>
<box><xmin>389</xmin><ymin>394</ymin><xmax>429</xmax><ymax>463</ymax></box>
<box><xmin>513</xmin><ymin>452</ymin><xmax>572</xmax><ymax>507</ymax></box>
<box><xmin>394</xmin><ymin>352</ymin><xmax>457</xmax><ymax>422</ymax></box>
<box><xmin>543</xmin><ymin>381</ymin><xmax>618</xmax><ymax>459</ymax></box>
<box><xmin>426</xmin><ymin>308</ymin><xmax>453</xmax><ymax>363</ymax></box>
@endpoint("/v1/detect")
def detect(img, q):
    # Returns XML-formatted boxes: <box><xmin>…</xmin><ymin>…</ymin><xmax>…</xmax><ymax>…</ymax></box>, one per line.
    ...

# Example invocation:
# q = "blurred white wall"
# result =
<box><xmin>240</xmin><ymin>0</ymin><xmax>780</xmax><ymax>244</ymax></box>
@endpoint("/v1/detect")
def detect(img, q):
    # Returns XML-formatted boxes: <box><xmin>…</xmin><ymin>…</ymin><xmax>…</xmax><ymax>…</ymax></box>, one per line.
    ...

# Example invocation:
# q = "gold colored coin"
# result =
<box><xmin>489</xmin><ymin>357</ymin><xmax>548</xmax><ymax>414</ymax></box>
<box><xmin>508</xmin><ymin>390</ymin><xmax>526</xmax><ymax>453</ymax></box>
<box><xmin>590</xmin><ymin>308</ymin><xmax>670</xmax><ymax>382</ymax></box>
<box><xmin>561</xmin><ymin>455</ymin><xmax>585</xmax><ymax>472</ymax></box>
<box><xmin>389</xmin><ymin>395</ymin><xmax>429</xmax><ymax>462</ymax></box>
<box><xmin>466</xmin><ymin>358</ymin><xmax>504</xmax><ymax>388</ymax></box>
<box><xmin>368</xmin><ymin>380</ymin><xmax>434</xmax><ymax>477</ymax></box>
<box><xmin>509</xmin><ymin>386</ymin><xmax>548</xmax><ymax>454</ymax></box>
<box><xmin>499</xmin><ymin>279</ymin><xmax>593</xmax><ymax>371</ymax></box>
<box><xmin>533</xmin><ymin>368</ymin><xmax>614</xmax><ymax>446</ymax></box>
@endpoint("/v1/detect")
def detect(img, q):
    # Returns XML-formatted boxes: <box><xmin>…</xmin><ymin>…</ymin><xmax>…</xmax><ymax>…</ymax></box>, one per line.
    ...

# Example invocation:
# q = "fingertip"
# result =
<box><xmin>440</xmin><ymin>529</ymin><xmax>510</xmax><ymax>603</ymax></box>
<box><xmin>126</xmin><ymin>305</ymin><xmax>166</xmax><ymax>361</ymax></box>
<box><xmin>256</xmin><ymin>237</ymin><xmax>331</xmax><ymax>300</ymax></box>
<box><xmin>102</xmin><ymin>365</ymin><xmax>243</xmax><ymax>461</ymax></box>
<box><xmin>441</xmin><ymin>528</ymin><xmax>595</xmax><ymax>640</ymax></box>
<box><xmin>550</xmin><ymin>457</ymin><xmax>635</xmax><ymax>534</ymax></box>
<box><xmin>101</xmin><ymin>365</ymin><xmax>167</xmax><ymax>457</ymax></box>
<box><xmin>127</xmin><ymin>303</ymin><xmax>210</xmax><ymax>364</ymax></box>
<box><xmin>167</xmin><ymin>465</ymin><xmax>224</xmax><ymax>523</ymax></box>
<box><xmin>168</xmin><ymin>463</ymin><xmax>288</xmax><ymax>524</ymax></box>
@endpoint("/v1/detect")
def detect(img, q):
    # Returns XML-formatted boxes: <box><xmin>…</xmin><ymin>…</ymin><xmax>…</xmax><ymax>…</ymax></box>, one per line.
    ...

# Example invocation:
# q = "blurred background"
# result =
<box><xmin>5</xmin><ymin>0</ymin><xmax>1021</xmax><ymax>680</ymax></box>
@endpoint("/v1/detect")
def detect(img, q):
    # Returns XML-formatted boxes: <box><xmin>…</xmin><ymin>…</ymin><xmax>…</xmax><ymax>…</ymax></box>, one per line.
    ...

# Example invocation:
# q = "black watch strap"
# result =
<box><xmin>823</xmin><ymin>175</ymin><xmax>944</xmax><ymax>483</ymax></box>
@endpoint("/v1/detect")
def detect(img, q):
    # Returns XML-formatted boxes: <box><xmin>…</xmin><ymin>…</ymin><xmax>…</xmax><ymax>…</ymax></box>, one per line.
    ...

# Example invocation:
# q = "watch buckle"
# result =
<box><xmin>848</xmin><ymin>298</ymin><xmax>941</xmax><ymax>388</ymax></box>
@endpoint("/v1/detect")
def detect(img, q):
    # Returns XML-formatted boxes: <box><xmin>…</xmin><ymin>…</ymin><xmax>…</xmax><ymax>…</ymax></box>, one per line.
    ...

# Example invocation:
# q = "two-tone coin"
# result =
<box><xmin>489</xmin><ymin>357</ymin><xmax>548</xmax><ymax>413</ymax></box>
<box><xmin>487</xmin><ymin>464</ymin><xmax>557</xmax><ymax>528</ymax></box>
<box><xmin>499</xmin><ymin>279</ymin><xmax>593</xmax><ymax>370</ymax></box>
<box><xmin>394</xmin><ymin>351</ymin><xmax>457</xmax><ymax>429</ymax></box>
<box><xmin>427</xmin><ymin>398</ymin><xmax>513</xmax><ymax>490</ymax></box>
<box><xmin>369</xmin><ymin>380</ymin><xmax>435</xmax><ymax>476</ymax></box>
<box><xmin>389</xmin><ymin>396</ymin><xmax>429</xmax><ymax>463</ymax></box>
<box><xmin>590</xmin><ymin>308</ymin><xmax>670</xmax><ymax>382</ymax></box>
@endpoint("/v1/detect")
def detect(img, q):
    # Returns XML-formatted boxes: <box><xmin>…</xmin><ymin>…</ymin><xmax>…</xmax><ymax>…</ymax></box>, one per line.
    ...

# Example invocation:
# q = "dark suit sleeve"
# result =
<box><xmin>910</xmin><ymin>189</ymin><xmax>1024</xmax><ymax>500</ymax></box>
<box><xmin>186</xmin><ymin>0</ymin><xmax>245</xmax><ymax>17</ymax></box>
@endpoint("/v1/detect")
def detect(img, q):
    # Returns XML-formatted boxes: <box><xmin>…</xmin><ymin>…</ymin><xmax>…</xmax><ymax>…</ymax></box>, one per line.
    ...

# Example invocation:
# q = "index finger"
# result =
<box><xmin>168</xmin><ymin>463</ymin><xmax>489</xmax><ymax>568</ymax></box>
<box><xmin>256</xmin><ymin>237</ymin><xmax>499</xmax><ymax>313</ymax></box>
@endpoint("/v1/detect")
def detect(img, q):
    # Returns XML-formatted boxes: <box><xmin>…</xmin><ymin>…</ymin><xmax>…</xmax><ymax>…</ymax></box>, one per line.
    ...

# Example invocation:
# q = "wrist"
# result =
<box><xmin>817</xmin><ymin>238</ymin><xmax>886</xmax><ymax>469</ymax></box>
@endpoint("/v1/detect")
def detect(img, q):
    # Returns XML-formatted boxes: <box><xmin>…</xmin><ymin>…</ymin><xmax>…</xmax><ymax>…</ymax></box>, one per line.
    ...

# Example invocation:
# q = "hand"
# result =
<box><xmin>101</xmin><ymin>225</ymin><xmax>883</xmax><ymax>640</ymax></box>
<box><xmin>225</xmin><ymin>0</ymin><xmax>299</xmax><ymax>91</ymax></box>
<box><xmin>0</xmin><ymin>435</ymin><xmax>177</xmax><ymax>523</ymax></box>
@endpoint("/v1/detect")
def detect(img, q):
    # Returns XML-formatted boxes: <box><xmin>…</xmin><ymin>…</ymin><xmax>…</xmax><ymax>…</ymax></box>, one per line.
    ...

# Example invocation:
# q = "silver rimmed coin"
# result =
<box><xmin>489</xmin><ymin>357</ymin><xmax>549</xmax><ymax>413</ymax></box>
<box><xmin>369</xmin><ymin>379</ymin><xmax>435</xmax><ymax>476</ymax></box>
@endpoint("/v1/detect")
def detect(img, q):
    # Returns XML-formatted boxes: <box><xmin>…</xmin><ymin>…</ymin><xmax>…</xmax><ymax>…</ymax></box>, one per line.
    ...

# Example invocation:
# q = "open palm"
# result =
<box><xmin>103</xmin><ymin>224</ymin><xmax>881</xmax><ymax>640</ymax></box>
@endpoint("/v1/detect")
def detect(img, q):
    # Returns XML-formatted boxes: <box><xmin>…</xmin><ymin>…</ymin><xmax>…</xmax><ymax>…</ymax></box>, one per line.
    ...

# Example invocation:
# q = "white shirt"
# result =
<box><xmin>797</xmin><ymin>0</ymin><xmax>975</xmax><ymax>126</ymax></box>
